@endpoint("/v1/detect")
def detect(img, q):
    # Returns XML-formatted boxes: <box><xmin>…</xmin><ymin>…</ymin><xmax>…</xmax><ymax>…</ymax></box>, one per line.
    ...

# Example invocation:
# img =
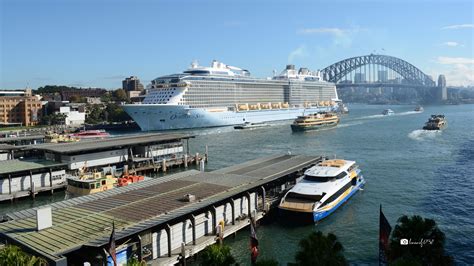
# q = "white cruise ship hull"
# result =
<box><xmin>122</xmin><ymin>104</ymin><xmax>333</xmax><ymax>131</ymax></box>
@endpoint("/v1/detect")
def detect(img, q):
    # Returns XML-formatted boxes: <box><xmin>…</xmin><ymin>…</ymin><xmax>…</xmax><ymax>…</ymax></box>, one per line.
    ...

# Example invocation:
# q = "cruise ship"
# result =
<box><xmin>122</xmin><ymin>61</ymin><xmax>340</xmax><ymax>131</ymax></box>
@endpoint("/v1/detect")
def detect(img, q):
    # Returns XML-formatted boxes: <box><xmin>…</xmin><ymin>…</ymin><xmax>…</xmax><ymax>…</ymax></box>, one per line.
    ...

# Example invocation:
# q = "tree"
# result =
<box><xmin>69</xmin><ymin>95</ymin><xmax>86</xmax><ymax>103</ymax></box>
<box><xmin>199</xmin><ymin>244</ymin><xmax>236</xmax><ymax>266</ymax></box>
<box><xmin>40</xmin><ymin>113</ymin><xmax>67</xmax><ymax>126</ymax></box>
<box><xmin>113</xmin><ymin>89</ymin><xmax>128</xmax><ymax>102</ymax></box>
<box><xmin>85</xmin><ymin>104</ymin><xmax>106</xmax><ymax>124</ymax></box>
<box><xmin>105</xmin><ymin>103</ymin><xmax>131</xmax><ymax>122</ymax></box>
<box><xmin>0</xmin><ymin>245</ymin><xmax>47</xmax><ymax>265</ymax></box>
<box><xmin>389</xmin><ymin>215</ymin><xmax>453</xmax><ymax>265</ymax></box>
<box><xmin>291</xmin><ymin>231</ymin><xmax>347</xmax><ymax>266</ymax></box>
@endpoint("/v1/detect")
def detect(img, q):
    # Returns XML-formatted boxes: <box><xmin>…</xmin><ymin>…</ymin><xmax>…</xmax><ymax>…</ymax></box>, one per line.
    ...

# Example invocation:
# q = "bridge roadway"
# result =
<box><xmin>0</xmin><ymin>154</ymin><xmax>323</xmax><ymax>265</ymax></box>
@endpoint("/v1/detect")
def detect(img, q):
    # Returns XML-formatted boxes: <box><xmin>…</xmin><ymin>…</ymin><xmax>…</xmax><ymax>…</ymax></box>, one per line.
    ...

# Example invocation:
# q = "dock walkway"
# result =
<box><xmin>0</xmin><ymin>154</ymin><xmax>322</xmax><ymax>265</ymax></box>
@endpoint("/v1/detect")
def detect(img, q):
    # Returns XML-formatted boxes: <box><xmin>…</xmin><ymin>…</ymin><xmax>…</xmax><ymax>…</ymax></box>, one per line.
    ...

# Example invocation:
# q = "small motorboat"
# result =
<box><xmin>382</xmin><ymin>109</ymin><xmax>394</xmax><ymax>116</ymax></box>
<box><xmin>234</xmin><ymin>122</ymin><xmax>268</xmax><ymax>130</ymax></box>
<box><xmin>414</xmin><ymin>106</ymin><xmax>424</xmax><ymax>112</ymax></box>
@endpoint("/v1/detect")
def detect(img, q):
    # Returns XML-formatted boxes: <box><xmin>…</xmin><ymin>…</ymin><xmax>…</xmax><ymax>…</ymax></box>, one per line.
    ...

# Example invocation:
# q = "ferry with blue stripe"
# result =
<box><xmin>279</xmin><ymin>159</ymin><xmax>365</xmax><ymax>223</ymax></box>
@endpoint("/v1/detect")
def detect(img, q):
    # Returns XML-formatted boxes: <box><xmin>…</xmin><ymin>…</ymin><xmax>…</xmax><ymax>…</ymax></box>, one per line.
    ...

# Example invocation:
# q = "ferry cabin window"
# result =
<box><xmin>304</xmin><ymin>171</ymin><xmax>347</xmax><ymax>182</ymax></box>
<box><xmin>101</xmin><ymin>180</ymin><xmax>106</xmax><ymax>185</ymax></box>
<box><xmin>320</xmin><ymin>181</ymin><xmax>353</xmax><ymax>207</ymax></box>
<box><xmin>286</xmin><ymin>192</ymin><xmax>324</xmax><ymax>202</ymax></box>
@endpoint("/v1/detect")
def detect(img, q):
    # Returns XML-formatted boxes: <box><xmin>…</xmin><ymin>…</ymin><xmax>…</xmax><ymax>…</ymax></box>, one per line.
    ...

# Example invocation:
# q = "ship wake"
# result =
<box><xmin>408</xmin><ymin>129</ymin><xmax>441</xmax><ymax>141</ymax></box>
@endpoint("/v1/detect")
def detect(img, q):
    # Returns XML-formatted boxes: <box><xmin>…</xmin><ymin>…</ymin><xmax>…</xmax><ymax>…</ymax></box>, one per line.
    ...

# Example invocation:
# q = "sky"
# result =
<box><xmin>1</xmin><ymin>0</ymin><xmax>473</xmax><ymax>89</ymax></box>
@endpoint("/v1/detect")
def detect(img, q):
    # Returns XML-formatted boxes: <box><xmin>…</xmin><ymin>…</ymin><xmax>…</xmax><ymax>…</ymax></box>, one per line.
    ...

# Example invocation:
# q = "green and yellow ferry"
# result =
<box><xmin>291</xmin><ymin>112</ymin><xmax>339</xmax><ymax>132</ymax></box>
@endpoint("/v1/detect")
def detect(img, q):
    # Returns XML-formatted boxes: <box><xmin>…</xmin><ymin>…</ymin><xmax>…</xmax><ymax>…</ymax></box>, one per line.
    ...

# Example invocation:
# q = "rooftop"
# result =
<box><xmin>24</xmin><ymin>133</ymin><xmax>193</xmax><ymax>154</ymax></box>
<box><xmin>0</xmin><ymin>159</ymin><xmax>67</xmax><ymax>176</ymax></box>
<box><xmin>0</xmin><ymin>154</ymin><xmax>322</xmax><ymax>263</ymax></box>
<box><xmin>0</xmin><ymin>135</ymin><xmax>45</xmax><ymax>144</ymax></box>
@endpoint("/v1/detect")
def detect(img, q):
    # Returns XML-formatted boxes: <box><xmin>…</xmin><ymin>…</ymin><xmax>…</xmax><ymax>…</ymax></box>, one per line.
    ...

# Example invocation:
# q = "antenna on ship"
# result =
<box><xmin>272</xmin><ymin>70</ymin><xmax>276</xmax><ymax>77</ymax></box>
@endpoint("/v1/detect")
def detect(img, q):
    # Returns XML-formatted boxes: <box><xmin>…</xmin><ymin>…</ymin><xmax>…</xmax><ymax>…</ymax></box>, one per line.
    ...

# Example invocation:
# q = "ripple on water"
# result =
<box><xmin>408</xmin><ymin>129</ymin><xmax>442</xmax><ymax>141</ymax></box>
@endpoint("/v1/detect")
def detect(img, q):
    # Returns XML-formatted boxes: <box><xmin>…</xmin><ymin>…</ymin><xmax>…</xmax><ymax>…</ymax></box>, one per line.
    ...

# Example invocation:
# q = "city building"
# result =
<box><xmin>60</xmin><ymin>88</ymin><xmax>107</xmax><ymax>101</ymax></box>
<box><xmin>378</xmin><ymin>70</ymin><xmax>388</xmax><ymax>82</ymax></box>
<box><xmin>59</xmin><ymin>105</ymin><xmax>86</xmax><ymax>126</ymax></box>
<box><xmin>122</xmin><ymin>76</ymin><xmax>144</xmax><ymax>92</ymax></box>
<box><xmin>86</xmin><ymin>97</ymin><xmax>102</xmax><ymax>104</ymax></box>
<box><xmin>0</xmin><ymin>89</ymin><xmax>43</xmax><ymax>126</ymax></box>
<box><xmin>438</xmin><ymin>75</ymin><xmax>447</xmax><ymax>101</ymax></box>
<box><xmin>354</xmin><ymin>73</ymin><xmax>366</xmax><ymax>83</ymax></box>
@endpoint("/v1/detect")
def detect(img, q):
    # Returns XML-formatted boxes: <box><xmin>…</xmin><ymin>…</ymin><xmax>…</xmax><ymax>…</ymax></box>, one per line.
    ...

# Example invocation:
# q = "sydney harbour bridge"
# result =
<box><xmin>320</xmin><ymin>54</ymin><xmax>444</xmax><ymax>104</ymax></box>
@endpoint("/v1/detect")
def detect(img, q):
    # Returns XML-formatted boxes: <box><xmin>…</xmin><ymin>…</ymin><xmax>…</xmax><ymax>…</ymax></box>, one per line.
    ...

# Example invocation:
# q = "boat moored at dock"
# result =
<box><xmin>279</xmin><ymin>159</ymin><xmax>365</xmax><ymax>222</ymax></box>
<box><xmin>69</xmin><ymin>130</ymin><xmax>110</xmax><ymax>139</ymax></box>
<box><xmin>291</xmin><ymin>112</ymin><xmax>339</xmax><ymax>132</ymax></box>
<box><xmin>423</xmin><ymin>115</ymin><xmax>446</xmax><ymax>130</ymax></box>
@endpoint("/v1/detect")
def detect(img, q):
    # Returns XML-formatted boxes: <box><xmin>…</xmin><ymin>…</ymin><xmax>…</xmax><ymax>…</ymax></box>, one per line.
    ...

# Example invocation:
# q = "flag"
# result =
<box><xmin>108</xmin><ymin>221</ymin><xmax>117</xmax><ymax>266</ymax></box>
<box><xmin>249</xmin><ymin>215</ymin><xmax>259</xmax><ymax>264</ymax></box>
<box><xmin>379</xmin><ymin>205</ymin><xmax>392</xmax><ymax>265</ymax></box>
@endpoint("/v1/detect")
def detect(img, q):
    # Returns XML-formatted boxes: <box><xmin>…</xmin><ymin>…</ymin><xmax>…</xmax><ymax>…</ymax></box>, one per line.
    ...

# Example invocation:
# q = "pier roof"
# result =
<box><xmin>24</xmin><ymin>133</ymin><xmax>194</xmax><ymax>154</ymax></box>
<box><xmin>0</xmin><ymin>134</ymin><xmax>44</xmax><ymax>144</ymax></box>
<box><xmin>0</xmin><ymin>154</ymin><xmax>322</xmax><ymax>264</ymax></box>
<box><xmin>0</xmin><ymin>159</ymin><xmax>67</xmax><ymax>176</ymax></box>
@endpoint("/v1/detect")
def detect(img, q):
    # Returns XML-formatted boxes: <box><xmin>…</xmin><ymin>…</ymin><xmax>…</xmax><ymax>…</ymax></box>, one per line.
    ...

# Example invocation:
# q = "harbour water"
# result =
<box><xmin>1</xmin><ymin>104</ymin><xmax>473</xmax><ymax>264</ymax></box>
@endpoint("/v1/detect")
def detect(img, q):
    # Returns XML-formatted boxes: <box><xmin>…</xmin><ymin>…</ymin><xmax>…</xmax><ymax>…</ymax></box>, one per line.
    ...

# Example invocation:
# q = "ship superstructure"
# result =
<box><xmin>122</xmin><ymin>61</ymin><xmax>340</xmax><ymax>131</ymax></box>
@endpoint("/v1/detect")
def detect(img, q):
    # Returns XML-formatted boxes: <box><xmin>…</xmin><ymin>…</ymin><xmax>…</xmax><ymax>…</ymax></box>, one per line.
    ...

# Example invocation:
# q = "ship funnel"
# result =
<box><xmin>286</xmin><ymin>64</ymin><xmax>295</xmax><ymax>70</ymax></box>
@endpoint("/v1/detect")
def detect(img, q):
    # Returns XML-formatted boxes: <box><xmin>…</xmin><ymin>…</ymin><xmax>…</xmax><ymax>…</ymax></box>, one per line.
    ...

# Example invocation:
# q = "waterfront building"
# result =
<box><xmin>59</xmin><ymin>106</ymin><xmax>86</xmax><ymax>126</ymax></box>
<box><xmin>60</xmin><ymin>88</ymin><xmax>107</xmax><ymax>101</ymax></box>
<box><xmin>0</xmin><ymin>89</ymin><xmax>43</xmax><ymax>127</ymax></box>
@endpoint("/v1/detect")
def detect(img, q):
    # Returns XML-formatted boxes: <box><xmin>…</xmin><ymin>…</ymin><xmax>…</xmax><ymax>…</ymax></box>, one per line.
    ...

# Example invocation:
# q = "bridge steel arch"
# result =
<box><xmin>321</xmin><ymin>54</ymin><xmax>435</xmax><ymax>86</ymax></box>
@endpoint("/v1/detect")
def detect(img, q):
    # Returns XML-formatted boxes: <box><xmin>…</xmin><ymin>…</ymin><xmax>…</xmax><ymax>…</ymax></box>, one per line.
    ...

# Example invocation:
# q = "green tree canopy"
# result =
<box><xmin>113</xmin><ymin>89</ymin><xmax>128</xmax><ymax>102</ymax></box>
<box><xmin>199</xmin><ymin>244</ymin><xmax>236</xmax><ymax>266</ymax></box>
<box><xmin>0</xmin><ymin>245</ymin><xmax>47</xmax><ymax>265</ymax></box>
<box><xmin>389</xmin><ymin>215</ymin><xmax>453</xmax><ymax>265</ymax></box>
<box><xmin>291</xmin><ymin>231</ymin><xmax>347</xmax><ymax>266</ymax></box>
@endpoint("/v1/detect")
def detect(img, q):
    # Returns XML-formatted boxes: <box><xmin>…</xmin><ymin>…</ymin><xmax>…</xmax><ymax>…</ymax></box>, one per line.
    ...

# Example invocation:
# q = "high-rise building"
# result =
<box><xmin>122</xmin><ymin>76</ymin><xmax>144</xmax><ymax>92</ymax></box>
<box><xmin>438</xmin><ymin>75</ymin><xmax>447</xmax><ymax>101</ymax></box>
<box><xmin>0</xmin><ymin>89</ymin><xmax>42</xmax><ymax>126</ymax></box>
<box><xmin>378</xmin><ymin>70</ymin><xmax>388</xmax><ymax>82</ymax></box>
<box><xmin>354</xmin><ymin>73</ymin><xmax>366</xmax><ymax>83</ymax></box>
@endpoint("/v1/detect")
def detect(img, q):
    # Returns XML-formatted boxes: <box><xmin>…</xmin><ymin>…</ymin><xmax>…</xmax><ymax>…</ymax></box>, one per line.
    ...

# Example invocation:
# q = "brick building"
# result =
<box><xmin>0</xmin><ymin>89</ymin><xmax>43</xmax><ymax>126</ymax></box>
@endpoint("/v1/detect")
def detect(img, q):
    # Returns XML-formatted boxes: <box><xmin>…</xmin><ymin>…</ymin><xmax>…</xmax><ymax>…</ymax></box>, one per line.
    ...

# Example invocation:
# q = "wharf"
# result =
<box><xmin>0</xmin><ymin>133</ymin><xmax>203</xmax><ymax>202</ymax></box>
<box><xmin>0</xmin><ymin>134</ymin><xmax>44</xmax><ymax>145</ymax></box>
<box><xmin>0</xmin><ymin>154</ymin><xmax>323</xmax><ymax>265</ymax></box>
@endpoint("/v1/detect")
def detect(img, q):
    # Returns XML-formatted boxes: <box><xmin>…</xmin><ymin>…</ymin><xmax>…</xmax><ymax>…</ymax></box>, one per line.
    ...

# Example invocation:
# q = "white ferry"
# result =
<box><xmin>279</xmin><ymin>159</ymin><xmax>365</xmax><ymax>222</ymax></box>
<box><xmin>122</xmin><ymin>61</ymin><xmax>342</xmax><ymax>131</ymax></box>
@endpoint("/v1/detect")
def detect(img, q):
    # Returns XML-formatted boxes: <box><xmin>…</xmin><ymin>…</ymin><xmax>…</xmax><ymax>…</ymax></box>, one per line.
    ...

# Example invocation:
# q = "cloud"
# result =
<box><xmin>288</xmin><ymin>45</ymin><xmax>309</xmax><ymax>63</ymax></box>
<box><xmin>298</xmin><ymin>27</ymin><xmax>346</xmax><ymax>37</ymax></box>
<box><xmin>436</xmin><ymin>56</ymin><xmax>474</xmax><ymax>65</ymax></box>
<box><xmin>441</xmin><ymin>24</ymin><xmax>474</xmax><ymax>30</ymax></box>
<box><xmin>433</xmin><ymin>56</ymin><xmax>474</xmax><ymax>86</ymax></box>
<box><xmin>441</xmin><ymin>41</ymin><xmax>461</xmax><ymax>47</ymax></box>
<box><xmin>297</xmin><ymin>26</ymin><xmax>367</xmax><ymax>48</ymax></box>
